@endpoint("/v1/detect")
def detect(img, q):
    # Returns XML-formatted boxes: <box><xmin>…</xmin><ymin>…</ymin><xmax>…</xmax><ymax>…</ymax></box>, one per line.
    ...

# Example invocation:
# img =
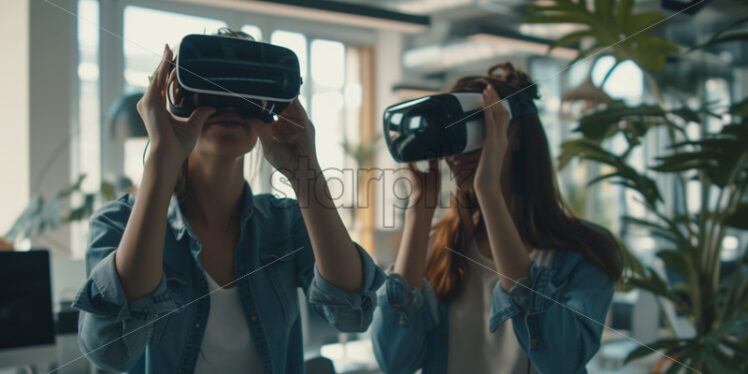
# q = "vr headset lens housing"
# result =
<box><xmin>167</xmin><ymin>34</ymin><xmax>302</xmax><ymax>122</ymax></box>
<box><xmin>384</xmin><ymin>92</ymin><xmax>536</xmax><ymax>163</ymax></box>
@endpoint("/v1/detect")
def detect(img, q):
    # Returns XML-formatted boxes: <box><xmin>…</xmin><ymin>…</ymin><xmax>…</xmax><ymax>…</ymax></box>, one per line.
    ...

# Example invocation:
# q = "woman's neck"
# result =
<box><xmin>183</xmin><ymin>153</ymin><xmax>246</xmax><ymax>228</ymax></box>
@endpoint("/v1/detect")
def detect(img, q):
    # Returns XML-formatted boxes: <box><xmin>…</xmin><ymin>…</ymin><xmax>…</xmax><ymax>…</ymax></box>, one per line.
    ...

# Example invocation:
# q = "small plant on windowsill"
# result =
<box><xmin>341</xmin><ymin>134</ymin><xmax>382</xmax><ymax>229</ymax></box>
<box><xmin>525</xmin><ymin>1</ymin><xmax>748</xmax><ymax>373</ymax></box>
<box><xmin>4</xmin><ymin>174</ymin><xmax>135</xmax><ymax>253</ymax></box>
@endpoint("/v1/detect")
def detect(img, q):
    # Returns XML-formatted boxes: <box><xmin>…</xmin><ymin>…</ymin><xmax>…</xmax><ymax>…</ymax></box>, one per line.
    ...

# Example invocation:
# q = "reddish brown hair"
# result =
<box><xmin>425</xmin><ymin>62</ymin><xmax>622</xmax><ymax>303</ymax></box>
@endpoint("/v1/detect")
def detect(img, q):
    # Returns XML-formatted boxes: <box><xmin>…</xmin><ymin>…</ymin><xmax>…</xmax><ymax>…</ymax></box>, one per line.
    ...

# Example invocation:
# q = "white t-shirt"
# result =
<box><xmin>446</xmin><ymin>240</ymin><xmax>554</xmax><ymax>374</ymax></box>
<box><xmin>193</xmin><ymin>271</ymin><xmax>263</xmax><ymax>374</ymax></box>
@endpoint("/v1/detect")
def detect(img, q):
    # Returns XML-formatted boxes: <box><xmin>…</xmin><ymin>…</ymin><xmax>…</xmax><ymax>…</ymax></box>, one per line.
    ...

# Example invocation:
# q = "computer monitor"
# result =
<box><xmin>0</xmin><ymin>249</ymin><xmax>57</xmax><ymax>368</ymax></box>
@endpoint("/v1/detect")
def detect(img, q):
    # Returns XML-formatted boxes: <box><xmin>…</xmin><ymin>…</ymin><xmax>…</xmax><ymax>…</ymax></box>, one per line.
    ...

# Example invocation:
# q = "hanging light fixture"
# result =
<box><xmin>108</xmin><ymin>93</ymin><xmax>148</xmax><ymax>141</ymax></box>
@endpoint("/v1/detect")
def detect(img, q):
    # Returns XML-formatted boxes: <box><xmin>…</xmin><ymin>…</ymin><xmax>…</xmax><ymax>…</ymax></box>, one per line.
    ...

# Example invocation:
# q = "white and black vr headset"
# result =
<box><xmin>167</xmin><ymin>34</ymin><xmax>303</xmax><ymax>123</ymax></box>
<box><xmin>383</xmin><ymin>92</ymin><xmax>537</xmax><ymax>162</ymax></box>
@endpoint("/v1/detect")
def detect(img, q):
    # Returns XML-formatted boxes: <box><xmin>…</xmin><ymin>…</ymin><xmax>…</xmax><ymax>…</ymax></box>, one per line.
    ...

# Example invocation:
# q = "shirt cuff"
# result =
<box><xmin>72</xmin><ymin>251</ymin><xmax>178</xmax><ymax>323</ymax></box>
<box><xmin>489</xmin><ymin>261</ymin><xmax>558</xmax><ymax>332</ymax></box>
<box><xmin>307</xmin><ymin>243</ymin><xmax>385</xmax><ymax>328</ymax></box>
<box><xmin>378</xmin><ymin>269</ymin><xmax>440</xmax><ymax>328</ymax></box>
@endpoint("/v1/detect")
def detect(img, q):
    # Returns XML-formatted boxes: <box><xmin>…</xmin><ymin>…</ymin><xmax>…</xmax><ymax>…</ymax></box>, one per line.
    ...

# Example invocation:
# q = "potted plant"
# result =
<box><xmin>4</xmin><ymin>174</ymin><xmax>134</xmax><ymax>251</ymax></box>
<box><xmin>524</xmin><ymin>1</ymin><xmax>747</xmax><ymax>372</ymax></box>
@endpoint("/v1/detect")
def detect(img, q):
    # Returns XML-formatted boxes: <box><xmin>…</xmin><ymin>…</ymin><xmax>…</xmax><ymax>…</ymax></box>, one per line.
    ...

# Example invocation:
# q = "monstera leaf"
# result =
<box><xmin>559</xmin><ymin>138</ymin><xmax>662</xmax><ymax>207</ymax></box>
<box><xmin>526</xmin><ymin>2</ymin><xmax>748</xmax><ymax>372</ymax></box>
<box><xmin>574</xmin><ymin>102</ymin><xmax>669</xmax><ymax>142</ymax></box>
<box><xmin>524</xmin><ymin>0</ymin><xmax>679</xmax><ymax>79</ymax></box>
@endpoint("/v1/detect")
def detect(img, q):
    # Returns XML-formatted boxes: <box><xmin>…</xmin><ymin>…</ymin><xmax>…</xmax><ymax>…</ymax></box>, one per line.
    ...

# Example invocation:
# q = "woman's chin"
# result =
<box><xmin>196</xmin><ymin>137</ymin><xmax>257</xmax><ymax>159</ymax></box>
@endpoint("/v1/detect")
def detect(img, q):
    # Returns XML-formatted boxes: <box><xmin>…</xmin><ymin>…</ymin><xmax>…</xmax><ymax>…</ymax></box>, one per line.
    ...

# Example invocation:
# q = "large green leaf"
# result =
<box><xmin>626</xmin><ymin>37</ymin><xmax>680</xmax><ymax>71</ymax></box>
<box><xmin>627</xmin><ymin>268</ymin><xmax>689</xmax><ymax>308</ymax></box>
<box><xmin>657</xmin><ymin>250</ymin><xmax>692</xmax><ymax>282</ymax></box>
<box><xmin>692</xmin><ymin>16</ymin><xmax>748</xmax><ymax>50</ymax></box>
<box><xmin>670</xmin><ymin>106</ymin><xmax>702</xmax><ymax>124</ymax></box>
<box><xmin>576</xmin><ymin>103</ymin><xmax>668</xmax><ymax>142</ymax></box>
<box><xmin>622</xmin><ymin>11</ymin><xmax>666</xmax><ymax>35</ymax></box>
<box><xmin>730</xmin><ymin>97</ymin><xmax>748</xmax><ymax>117</ymax></box>
<box><xmin>624</xmin><ymin>338</ymin><xmax>686</xmax><ymax>363</ymax></box>
<box><xmin>523</xmin><ymin>0</ymin><xmax>676</xmax><ymax>75</ymax></box>
<box><xmin>725</xmin><ymin>203</ymin><xmax>748</xmax><ymax>231</ymax></box>
<box><xmin>622</xmin><ymin>216</ymin><xmax>689</xmax><ymax>249</ymax></box>
<box><xmin>561</xmin><ymin>138</ymin><xmax>663</xmax><ymax>205</ymax></box>
<box><xmin>594</xmin><ymin>0</ymin><xmax>614</xmax><ymax>20</ymax></box>
<box><xmin>548</xmin><ymin>29</ymin><xmax>592</xmax><ymax>52</ymax></box>
<box><xmin>652</xmin><ymin>151</ymin><xmax>720</xmax><ymax>173</ymax></box>
<box><xmin>614</xmin><ymin>0</ymin><xmax>633</xmax><ymax>24</ymax></box>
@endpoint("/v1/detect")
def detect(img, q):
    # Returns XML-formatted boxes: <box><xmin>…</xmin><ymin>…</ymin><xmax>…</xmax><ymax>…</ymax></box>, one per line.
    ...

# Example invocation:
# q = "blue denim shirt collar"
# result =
<box><xmin>166</xmin><ymin>181</ymin><xmax>262</xmax><ymax>243</ymax></box>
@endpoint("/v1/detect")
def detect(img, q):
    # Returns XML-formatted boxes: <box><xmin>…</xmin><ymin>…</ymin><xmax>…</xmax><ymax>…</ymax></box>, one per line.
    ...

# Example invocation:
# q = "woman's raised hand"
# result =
<box><xmin>136</xmin><ymin>45</ymin><xmax>216</xmax><ymax>172</ymax></box>
<box><xmin>474</xmin><ymin>84</ymin><xmax>510</xmax><ymax>196</ymax></box>
<box><xmin>254</xmin><ymin>99</ymin><xmax>319</xmax><ymax>188</ymax></box>
<box><xmin>406</xmin><ymin>159</ymin><xmax>441</xmax><ymax>218</ymax></box>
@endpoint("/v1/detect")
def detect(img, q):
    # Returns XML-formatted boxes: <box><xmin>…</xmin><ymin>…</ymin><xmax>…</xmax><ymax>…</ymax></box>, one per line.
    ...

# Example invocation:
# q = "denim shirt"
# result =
<box><xmin>370</xmin><ymin>245</ymin><xmax>615</xmax><ymax>374</ymax></box>
<box><xmin>72</xmin><ymin>182</ymin><xmax>385</xmax><ymax>374</ymax></box>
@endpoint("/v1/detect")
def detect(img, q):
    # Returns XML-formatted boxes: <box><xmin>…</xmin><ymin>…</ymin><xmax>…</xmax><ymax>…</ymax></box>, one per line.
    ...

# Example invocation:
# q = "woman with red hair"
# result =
<box><xmin>371</xmin><ymin>63</ymin><xmax>622</xmax><ymax>374</ymax></box>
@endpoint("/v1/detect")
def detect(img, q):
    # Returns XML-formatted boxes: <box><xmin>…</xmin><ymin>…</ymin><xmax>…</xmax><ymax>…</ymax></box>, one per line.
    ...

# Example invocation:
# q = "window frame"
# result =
<box><xmin>96</xmin><ymin>0</ymin><xmax>377</xmax><ymax>189</ymax></box>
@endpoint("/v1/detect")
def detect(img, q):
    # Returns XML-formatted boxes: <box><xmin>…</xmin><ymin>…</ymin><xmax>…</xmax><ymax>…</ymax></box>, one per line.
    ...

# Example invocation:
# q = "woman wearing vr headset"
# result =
<box><xmin>371</xmin><ymin>63</ymin><xmax>622</xmax><ymax>374</ymax></box>
<box><xmin>73</xmin><ymin>29</ymin><xmax>383</xmax><ymax>373</ymax></box>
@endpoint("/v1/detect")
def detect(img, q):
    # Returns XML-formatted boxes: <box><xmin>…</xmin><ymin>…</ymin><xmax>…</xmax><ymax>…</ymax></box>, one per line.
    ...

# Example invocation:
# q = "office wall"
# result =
<box><xmin>0</xmin><ymin>1</ymin><xmax>30</xmax><ymax>235</ymax></box>
<box><xmin>28</xmin><ymin>0</ymin><xmax>78</xmax><ymax>252</ymax></box>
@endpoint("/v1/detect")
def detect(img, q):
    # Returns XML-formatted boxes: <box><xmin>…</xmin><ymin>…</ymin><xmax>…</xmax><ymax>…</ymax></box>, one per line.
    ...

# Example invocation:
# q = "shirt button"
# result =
<box><xmin>195</xmin><ymin>322</ymin><xmax>201</xmax><ymax>329</ymax></box>
<box><xmin>531</xmin><ymin>338</ymin><xmax>538</xmax><ymax>347</ymax></box>
<box><xmin>250</xmin><ymin>315</ymin><xmax>258</xmax><ymax>321</ymax></box>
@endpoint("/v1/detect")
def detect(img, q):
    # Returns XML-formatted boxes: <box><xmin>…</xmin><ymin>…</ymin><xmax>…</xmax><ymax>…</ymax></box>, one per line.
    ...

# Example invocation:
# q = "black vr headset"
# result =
<box><xmin>167</xmin><ymin>34</ymin><xmax>303</xmax><ymax>123</ymax></box>
<box><xmin>383</xmin><ymin>92</ymin><xmax>538</xmax><ymax>163</ymax></box>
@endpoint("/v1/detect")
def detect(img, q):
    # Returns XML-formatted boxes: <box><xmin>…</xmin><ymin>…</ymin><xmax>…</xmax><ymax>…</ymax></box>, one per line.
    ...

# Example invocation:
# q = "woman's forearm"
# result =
<box><xmin>476</xmin><ymin>191</ymin><xmax>532</xmax><ymax>291</ymax></box>
<box><xmin>294</xmin><ymin>164</ymin><xmax>363</xmax><ymax>293</ymax></box>
<box><xmin>114</xmin><ymin>156</ymin><xmax>179</xmax><ymax>302</ymax></box>
<box><xmin>393</xmin><ymin>209</ymin><xmax>433</xmax><ymax>290</ymax></box>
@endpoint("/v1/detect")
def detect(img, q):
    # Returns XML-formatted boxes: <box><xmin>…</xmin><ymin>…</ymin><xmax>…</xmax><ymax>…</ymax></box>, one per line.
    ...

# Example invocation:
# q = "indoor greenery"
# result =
<box><xmin>341</xmin><ymin>134</ymin><xmax>382</xmax><ymax>227</ymax></box>
<box><xmin>525</xmin><ymin>1</ymin><xmax>747</xmax><ymax>373</ymax></box>
<box><xmin>5</xmin><ymin>174</ymin><xmax>134</xmax><ymax>248</ymax></box>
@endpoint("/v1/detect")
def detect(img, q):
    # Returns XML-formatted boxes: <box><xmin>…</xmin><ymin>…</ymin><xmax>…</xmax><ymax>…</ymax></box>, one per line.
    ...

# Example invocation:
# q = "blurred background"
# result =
<box><xmin>1</xmin><ymin>0</ymin><xmax>747</xmax><ymax>373</ymax></box>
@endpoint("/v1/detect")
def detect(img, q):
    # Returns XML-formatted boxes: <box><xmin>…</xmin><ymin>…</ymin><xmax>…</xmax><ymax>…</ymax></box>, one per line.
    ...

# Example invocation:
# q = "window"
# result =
<box><xmin>241</xmin><ymin>25</ymin><xmax>262</xmax><ymax>42</ymax></box>
<box><xmin>76</xmin><ymin>0</ymin><xmax>100</xmax><ymax>193</ymax></box>
<box><xmin>310</xmin><ymin>39</ymin><xmax>346</xmax><ymax>174</ymax></box>
<box><xmin>704</xmin><ymin>78</ymin><xmax>730</xmax><ymax>133</ymax></box>
<box><xmin>121</xmin><ymin>6</ymin><xmax>227</xmax><ymax>186</ymax></box>
<box><xmin>71</xmin><ymin>0</ymin><xmax>101</xmax><ymax>257</ymax></box>
<box><xmin>262</xmin><ymin>32</ymin><xmax>360</xmax><ymax>224</ymax></box>
<box><xmin>271</xmin><ymin>30</ymin><xmax>308</xmax><ymax>106</ymax></box>
<box><xmin>591</xmin><ymin>57</ymin><xmax>643</xmax><ymax>106</ymax></box>
<box><xmin>122</xmin><ymin>6</ymin><xmax>227</xmax><ymax>93</ymax></box>
<box><xmin>594</xmin><ymin>58</ymin><xmax>645</xmax><ymax>228</ymax></box>
<box><xmin>529</xmin><ymin>58</ymin><xmax>563</xmax><ymax>160</ymax></box>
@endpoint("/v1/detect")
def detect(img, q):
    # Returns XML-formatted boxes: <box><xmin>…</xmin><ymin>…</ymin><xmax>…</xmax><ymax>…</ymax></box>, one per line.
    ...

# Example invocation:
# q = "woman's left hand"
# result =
<box><xmin>474</xmin><ymin>84</ymin><xmax>511</xmax><ymax>196</ymax></box>
<box><xmin>255</xmin><ymin>99</ymin><xmax>320</xmax><ymax>187</ymax></box>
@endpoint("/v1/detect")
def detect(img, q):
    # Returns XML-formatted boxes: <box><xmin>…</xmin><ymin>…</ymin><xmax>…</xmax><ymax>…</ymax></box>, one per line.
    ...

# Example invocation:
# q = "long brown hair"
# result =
<box><xmin>425</xmin><ymin>62</ymin><xmax>622</xmax><ymax>303</ymax></box>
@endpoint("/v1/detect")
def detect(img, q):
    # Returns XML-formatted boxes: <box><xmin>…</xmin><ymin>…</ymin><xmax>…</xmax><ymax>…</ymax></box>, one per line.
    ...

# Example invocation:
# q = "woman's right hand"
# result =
<box><xmin>136</xmin><ymin>45</ymin><xmax>216</xmax><ymax>173</ymax></box>
<box><xmin>405</xmin><ymin>159</ymin><xmax>441</xmax><ymax>218</ymax></box>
